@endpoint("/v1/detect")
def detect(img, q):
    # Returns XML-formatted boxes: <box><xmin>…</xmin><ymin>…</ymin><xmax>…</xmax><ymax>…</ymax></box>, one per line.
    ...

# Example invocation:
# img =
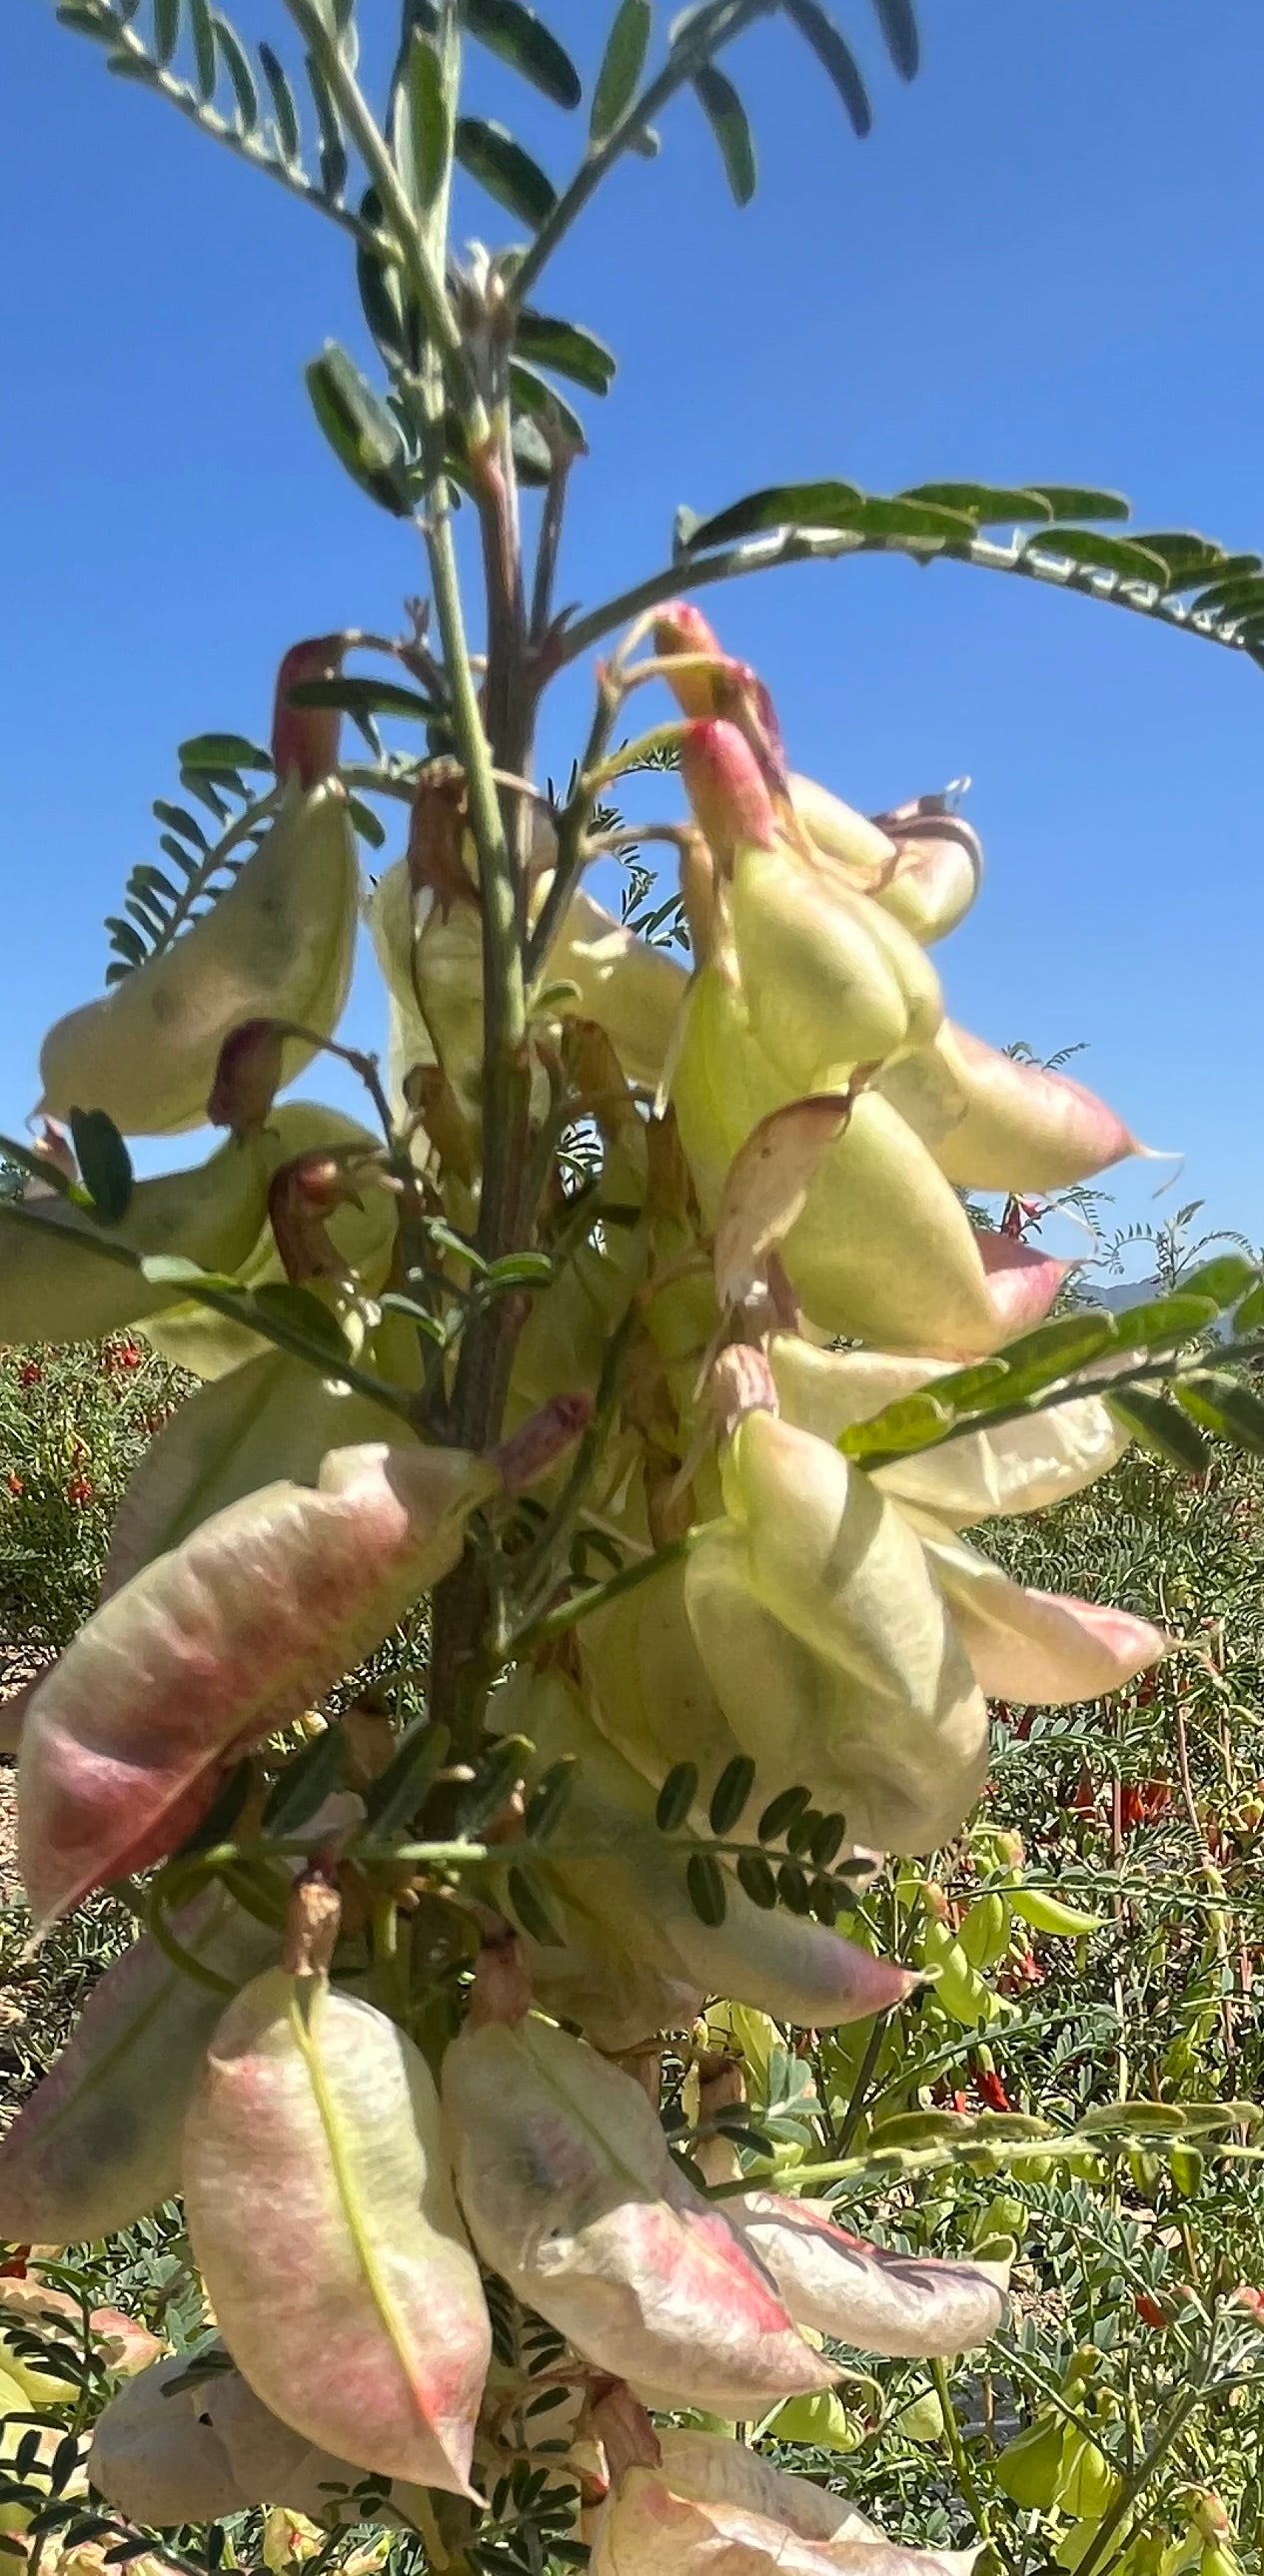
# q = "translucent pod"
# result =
<box><xmin>670</xmin><ymin>971</ymin><xmax>1018</xmax><ymax>1356</ymax></box>
<box><xmin>728</xmin><ymin>2193</ymin><xmax>1010</xmax><ymax>2355</ymax></box>
<box><xmin>103</xmin><ymin>1336</ymin><xmax>421</xmax><ymax>1594</ymax></box>
<box><xmin>143</xmin><ymin>1103</ymin><xmax>398</xmax><ymax>1379</ymax></box>
<box><xmin>88</xmin><ymin>2356</ymin><xmax>259</xmax><ymax>2525</ymax></box>
<box><xmin>790</xmin><ymin>775</ymin><xmax>983</xmax><ymax>946</ymax></box>
<box><xmin>580</xmin><ymin>1549</ymin><xmax>741</xmax><ymax>1795</ymax></box>
<box><xmin>369</xmin><ymin>858</ymin><xmax>685</xmax><ymax>1121</ymax></box>
<box><xmin>442</xmin><ymin>2000</ymin><xmax>832</xmax><ymax>2416</ymax></box>
<box><xmin>38</xmin><ymin>782</ymin><xmax>359</xmax><ymax>1136</ymax></box>
<box><xmin>18</xmin><ymin>1442</ymin><xmax>499</xmax><ymax>1929</ymax></box>
<box><xmin>0</xmin><ymin>1881</ymin><xmax>274</xmax><ymax>2245</ymax></box>
<box><xmin>767</xmin><ymin>1335</ymin><xmax>1130</xmax><ymax>1527</ymax></box>
<box><xmin>184</xmin><ymin>1972</ymin><xmax>490</xmax><ymax>2493</ymax></box>
<box><xmin>685</xmin><ymin>1408</ymin><xmax>989</xmax><ymax>1853</ymax></box>
<box><xmin>879</xmin><ymin>1021</ymin><xmax>1139</xmax><ymax>1192</ymax></box>
<box><xmin>916</xmin><ymin>1529</ymin><xmax>1168</xmax><ymax>1703</ymax></box>
<box><xmin>0</xmin><ymin>1134</ymin><xmax>272</xmax><ymax>1349</ymax></box>
<box><xmin>491</xmin><ymin>1672</ymin><xmax>917</xmax><ymax>2050</ymax></box>
<box><xmin>727</xmin><ymin>840</ymin><xmax>943</xmax><ymax>1092</ymax></box>
<box><xmin>591</xmin><ymin>2425</ymin><xmax>981</xmax><ymax>2576</ymax></box>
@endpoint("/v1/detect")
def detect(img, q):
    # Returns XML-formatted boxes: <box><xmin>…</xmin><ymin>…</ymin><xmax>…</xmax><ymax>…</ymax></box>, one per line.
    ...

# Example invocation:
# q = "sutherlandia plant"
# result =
<box><xmin>5</xmin><ymin>5</ymin><xmax>1264</xmax><ymax>2576</ymax></box>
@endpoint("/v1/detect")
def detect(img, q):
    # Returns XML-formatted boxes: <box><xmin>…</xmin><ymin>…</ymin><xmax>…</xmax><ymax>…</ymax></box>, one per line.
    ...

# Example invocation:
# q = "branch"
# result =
<box><xmin>510</xmin><ymin>0</ymin><xmax>780</xmax><ymax>309</ymax></box>
<box><xmin>551</xmin><ymin>522</ymin><xmax>1264</xmax><ymax>678</ymax></box>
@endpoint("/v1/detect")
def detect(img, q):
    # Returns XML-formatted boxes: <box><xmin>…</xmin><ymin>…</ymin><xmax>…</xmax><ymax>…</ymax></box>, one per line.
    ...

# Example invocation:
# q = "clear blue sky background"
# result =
<box><xmin>4</xmin><ymin>1</ymin><xmax>1263</xmax><ymax>1273</ymax></box>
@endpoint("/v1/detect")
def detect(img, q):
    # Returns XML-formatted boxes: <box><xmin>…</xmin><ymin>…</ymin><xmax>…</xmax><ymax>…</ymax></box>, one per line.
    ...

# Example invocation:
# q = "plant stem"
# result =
<box><xmin>1071</xmin><ymin>2357</ymin><xmax>1214</xmax><ymax>2576</ymax></box>
<box><xmin>511</xmin><ymin>1531</ymin><xmax>696</xmax><ymax>1656</ymax></box>
<box><xmin>931</xmin><ymin>2358</ymin><xmax>998</xmax><ymax>2553</ymax></box>
<box><xmin>282</xmin><ymin>0</ymin><xmax>480</xmax><ymax>423</ymax></box>
<box><xmin>510</xmin><ymin>0</ymin><xmax>779</xmax><ymax>309</ymax></box>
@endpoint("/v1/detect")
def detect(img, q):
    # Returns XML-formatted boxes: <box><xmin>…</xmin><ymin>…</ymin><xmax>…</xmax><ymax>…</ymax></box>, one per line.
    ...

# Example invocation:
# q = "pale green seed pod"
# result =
<box><xmin>143</xmin><ymin>1103</ymin><xmax>397</xmax><ymax>1379</ymax></box>
<box><xmin>878</xmin><ymin>1020</ymin><xmax>1138</xmax><ymax>1192</ymax></box>
<box><xmin>0</xmin><ymin>1134</ymin><xmax>272</xmax><ymax>1348</ymax></box>
<box><xmin>38</xmin><ymin>782</ymin><xmax>358</xmax><ymax>1136</ymax></box>
<box><xmin>727</xmin><ymin>841</ymin><xmax>942</xmax><ymax>1091</ymax></box>
<box><xmin>184</xmin><ymin>1972</ymin><xmax>490</xmax><ymax>2492</ymax></box>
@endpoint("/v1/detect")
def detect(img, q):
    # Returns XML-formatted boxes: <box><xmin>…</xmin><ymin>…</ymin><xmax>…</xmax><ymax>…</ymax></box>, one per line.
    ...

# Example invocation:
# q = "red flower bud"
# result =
<box><xmin>975</xmin><ymin>2069</ymin><xmax>1010</xmax><ymax>2114</ymax></box>
<box><xmin>1134</xmin><ymin>2293</ymin><xmax>1168</xmax><ymax>2330</ymax></box>
<box><xmin>272</xmin><ymin>635</ymin><xmax>346</xmax><ymax>787</ymax></box>
<box><xmin>66</xmin><ymin>1476</ymin><xmax>96</xmax><ymax>1507</ymax></box>
<box><xmin>6</xmin><ymin>1473</ymin><xmax>24</xmax><ymax>1497</ymax></box>
<box><xmin>18</xmin><ymin>1361</ymin><xmax>42</xmax><ymax>1388</ymax></box>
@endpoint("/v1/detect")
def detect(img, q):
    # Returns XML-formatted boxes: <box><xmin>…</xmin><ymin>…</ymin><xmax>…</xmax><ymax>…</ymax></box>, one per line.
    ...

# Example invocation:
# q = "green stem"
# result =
<box><xmin>931</xmin><ymin>2357</ymin><xmax>998</xmax><ymax>2554</ymax></box>
<box><xmin>510</xmin><ymin>0</ymin><xmax>779</xmax><ymax>309</ymax></box>
<box><xmin>282</xmin><ymin>0</ymin><xmax>480</xmax><ymax>422</ymax></box>
<box><xmin>548</xmin><ymin>523</ymin><xmax>1264</xmax><ymax>679</ymax></box>
<box><xmin>1071</xmin><ymin>2359</ymin><xmax>1215</xmax><ymax>2576</ymax></box>
<box><xmin>511</xmin><ymin>1531</ymin><xmax>696</xmax><ymax>1657</ymax></box>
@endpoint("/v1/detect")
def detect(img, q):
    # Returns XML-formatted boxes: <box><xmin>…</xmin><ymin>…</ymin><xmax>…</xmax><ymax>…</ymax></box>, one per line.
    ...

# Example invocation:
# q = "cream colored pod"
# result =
<box><xmin>0</xmin><ymin>1883</ymin><xmax>275</xmax><ymax>2245</ymax></box>
<box><xmin>183</xmin><ymin>1971</ymin><xmax>491</xmax><ymax>2494</ymax></box>
<box><xmin>789</xmin><ymin>774</ymin><xmax>983</xmax><ymax>948</ymax></box>
<box><xmin>878</xmin><ymin>1018</ymin><xmax>1139</xmax><ymax>1193</ymax></box>
<box><xmin>726</xmin><ymin>2194</ymin><xmax>1010</xmax><ymax>2356</ymax></box>
<box><xmin>591</xmin><ymin>2426</ymin><xmax>981</xmax><ymax>2576</ymax></box>
<box><xmin>37</xmin><ymin>781</ymin><xmax>358</xmax><ymax>1136</ymax></box>
<box><xmin>0</xmin><ymin>1135</ymin><xmax>272</xmax><ymax>1348</ymax></box>
<box><xmin>143</xmin><ymin>1102</ymin><xmax>398</xmax><ymax>1380</ymax></box>
<box><xmin>684</xmin><ymin>1383</ymin><xmax>989</xmax><ymax>1854</ymax></box>
<box><xmin>17</xmin><ymin>1441</ymin><xmax>499</xmax><ymax>1930</ymax></box>
<box><xmin>443</xmin><ymin>1991</ymin><xmax>832</xmax><ymax>2416</ymax></box>
<box><xmin>679</xmin><ymin>719</ymin><xmax>943</xmax><ymax>1095</ymax></box>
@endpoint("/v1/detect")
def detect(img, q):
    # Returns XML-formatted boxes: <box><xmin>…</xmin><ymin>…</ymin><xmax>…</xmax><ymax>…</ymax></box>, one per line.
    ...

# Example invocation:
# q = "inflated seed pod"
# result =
<box><xmin>0</xmin><ymin>1135</ymin><xmax>272</xmax><ymax>1349</ymax></box>
<box><xmin>727</xmin><ymin>2193</ymin><xmax>1010</xmax><ymax>2356</ymax></box>
<box><xmin>684</xmin><ymin>1402</ymin><xmax>988</xmax><ymax>1854</ymax></box>
<box><xmin>143</xmin><ymin>1103</ymin><xmax>397</xmax><ymax>1380</ymax></box>
<box><xmin>494</xmin><ymin>1672</ymin><xmax>916</xmax><ymax>2051</ymax></box>
<box><xmin>879</xmin><ymin>1020</ymin><xmax>1139</xmax><ymax>1192</ymax></box>
<box><xmin>0</xmin><ymin>1882</ymin><xmax>274</xmax><ymax>2245</ymax></box>
<box><xmin>591</xmin><ymin>2425</ymin><xmax>981</xmax><ymax>2576</ymax></box>
<box><xmin>18</xmin><ymin>1441</ymin><xmax>499</xmax><ymax>1929</ymax></box>
<box><xmin>184</xmin><ymin>1972</ymin><xmax>490</xmax><ymax>2493</ymax></box>
<box><xmin>38</xmin><ymin>782</ymin><xmax>358</xmax><ymax>1136</ymax></box>
<box><xmin>442</xmin><ymin>1997</ymin><xmax>831</xmax><ymax>2418</ymax></box>
<box><xmin>88</xmin><ymin>2356</ymin><xmax>254</xmax><ymax>2526</ymax></box>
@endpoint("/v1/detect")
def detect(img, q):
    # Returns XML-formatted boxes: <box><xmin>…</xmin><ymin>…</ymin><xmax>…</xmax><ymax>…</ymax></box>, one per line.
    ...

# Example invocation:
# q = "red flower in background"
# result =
<box><xmin>5</xmin><ymin>1473</ymin><xmax>23</xmax><ymax>1497</ymax></box>
<box><xmin>66</xmin><ymin>1475</ymin><xmax>96</xmax><ymax>1507</ymax></box>
<box><xmin>18</xmin><ymin>1361</ymin><xmax>42</xmax><ymax>1388</ymax></box>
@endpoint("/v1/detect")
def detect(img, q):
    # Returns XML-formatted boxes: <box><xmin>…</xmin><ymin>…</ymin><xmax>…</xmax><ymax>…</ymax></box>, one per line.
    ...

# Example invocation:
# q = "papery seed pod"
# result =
<box><xmin>879</xmin><ymin>1022</ymin><xmax>1139</xmax><ymax>1191</ymax></box>
<box><xmin>38</xmin><ymin>783</ymin><xmax>358</xmax><ymax>1137</ymax></box>
<box><xmin>670</xmin><ymin>971</ymin><xmax>1019</xmax><ymax>1356</ymax></box>
<box><xmin>792</xmin><ymin>776</ymin><xmax>983</xmax><ymax>947</ymax></box>
<box><xmin>490</xmin><ymin>1673</ymin><xmax>917</xmax><ymax>2050</ymax></box>
<box><xmin>202</xmin><ymin>2360</ymin><xmax>428</xmax><ymax>2527</ymax></box>
<box><xmin>18</xmin><ymin>1441</ymin><xmax>499</xmax><ymax>1929</ymax></box>
<box><xmin>88</xmin><ymin>2356</ymin><xmax>253</xmax><ymax>2526</ymax></box>
<box><xmin>768</xmin><ymin>1333</ymin><xmax>1130</xmax><ymax>1527</ymax></box>
<box><xmin>685</xmin><ymin>1407</ymin><xmax>989</xmax><ymax>1852</ymax></box>
<box><xmin>728</xmin><ymin>2193</ymin><xmax>1010</xmax><ymax>2355</ymax></box>
<box><xmin>974</xmin><ymin>1229</ymin><xmax>1074</xmax><ymax>1341</ymax></box>
<box><xmin>103</xmin><ymin>1341</ymin><xmax>423</xmax><ymax>1595</ymax></box>
<box><xmin>0</xmin><ymin>1882</ymin><xmax>275</xmax><ymax>2244</ymax></box>
<box><xmin>442</xmin><ymin>1990</ymin><xmax>831</xmax><ymax>2416</ymax></box>
<box><xmin>591</xmin><ymin>2426</ymin><xmax>981</xmax><ymax>2576</ymax></box>
<box><xmin>917</xmin><ymin>1529</ymin><xmax>1169</xmax><ymax>1702</ymax></box>
<box><xmin>143</xmin><ymin>1103</ymin><xmax>398</xmax><ymax>1380</ymax></box>
<box><xmin>726</xmin><ymin>840</ymin><xmax>943</xmax><ymax>1090</ymax></box>
<box><xmin>184</xmin><ymin>1972</ymin><xmax>490</xmax><ymax>2492</ymax></box>
<box><xmin>0</xmin><ymin>1135</ymin><xmax>272</xmax><ymax>1350</ymax></box>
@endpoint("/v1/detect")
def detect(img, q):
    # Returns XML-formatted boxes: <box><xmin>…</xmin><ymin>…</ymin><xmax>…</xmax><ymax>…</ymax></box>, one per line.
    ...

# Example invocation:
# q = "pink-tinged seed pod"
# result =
<box><xmin>0</xmin><ymin>1882</ymin><xmax>275</xmax><ymax>2245</ymax></box>
<box><xmin>728</xmin><ymin>2194</ymin><xmax>1010</xmax><ymax>2356</ymax></box>
<box><xmin>493</xmin><ymin>1672</ymin><xmax>918</xmax><ymax>2051</ymax></box>
<box><xmin>442</xmin><ymin>1999</ymin><xmax>832</xmax><ymax>2418</ymax></box>
<box><xmin>686</xmin><ymin>1410</ymin><xmax>990</xmax><ymax>1854</ymax></box>
<box><xmin>917</xmin><ymin>1531</ymin><xmax>1169</xmax><ymax>1704</ymax></box>
<box><xmin>590</xmin><ymin>2427</ymin><xmax>982</xmax><ymax>2576</ymax></box>
<box><xmin>880</xmin><ymin>1023</ymin><xmax>1139</xmax><ymax>1193</ymax></box>
<box><xmin>184</xmin><ymin>1971</ymin><xmax>491</xmax><ymax>2493</ymax></box>
<box><xmin>975</xmin><ymin>1230</ymin><xmax>1074</xmax><ymax>1343</ymax></box>
<box><xmin>679</xmin><ymin>718</ymin><xmax>779</xmax><ymax>864</ymax></box>
<box><xmin>88</xmin><ymin>2356</ymin><xmax>254</xmax><ymax>2527</ymax></box>
<box><xmin>272</xmin><ymin>635</ymin><xmax>346</xmax><ymax>787</ymax></box>
<box><xmin>868</xmin><ymin>801</ymin><xmax>984</xmax><ymax>946</ymax></box>
<box><xmin>17</xmin><ymin>1442</ymin><xmax>500</xmax><ymax>1931</ymax></box>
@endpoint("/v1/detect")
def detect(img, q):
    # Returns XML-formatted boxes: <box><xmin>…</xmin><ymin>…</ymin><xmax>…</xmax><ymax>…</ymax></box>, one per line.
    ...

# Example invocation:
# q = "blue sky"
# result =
<box><xmin>4</xmin><ymin>1</ymin><xmax>1263</xmax><ymax>1272</ymax></box>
